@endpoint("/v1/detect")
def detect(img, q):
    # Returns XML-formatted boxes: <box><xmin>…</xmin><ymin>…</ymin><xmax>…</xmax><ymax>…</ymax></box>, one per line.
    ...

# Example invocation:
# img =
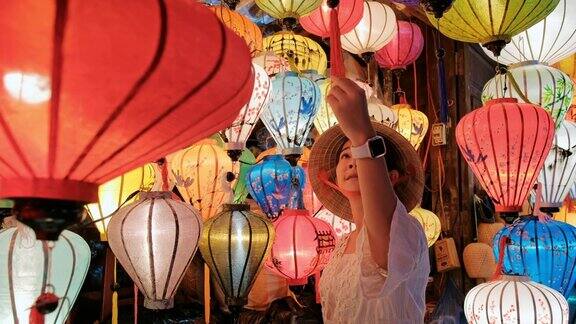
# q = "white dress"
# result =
<box><xmin>320</xmin><ymin>199</ymin><xmax>430</xmax><ymax>324</ymax></box>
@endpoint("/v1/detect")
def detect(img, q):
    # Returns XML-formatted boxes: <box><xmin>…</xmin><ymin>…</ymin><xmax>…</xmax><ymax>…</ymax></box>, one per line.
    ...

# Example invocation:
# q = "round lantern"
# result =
<box><xmin>168</xmin><ymin>139</ymin><xmax>235</xmax><ymax>220</ymax></box>
<box><xmin>299</xmin><ymin>0</ymin><xmax>364</xmax><ymax>37</ymax></box>
<box><xmin>427</xmin><ymin>0</ymin><xmax>560</xmax><ymax>56</ymax></box>
<box><xmin>390</xmin><ymin>101</ymin><xmax>429</xmax><ymax>150</ymax></box>
<box><xmin>263</xmin><ymin>32</ymin><xmax>328</xmax><ymax>74</ymax></box>
<box><xmin>86</xmin><ymin>164</ymin><xmax>155</xmax><ymax>241</ymax></box>
<box><xmin>464</xmin><ymin>275</ymin><xmax>569</xmax><ymax>323</ymax></box>
<box><xmin>481</xmin><ymin>0</ymin><xmax>576</xmax><ymax>66</ymax></box>
<box><xmin>199</xmin><ymin>204</ymin><xmax>274</xmax><ymax>309</ymax></box>
<box><xmin>302</xmin><ymin>163</ymin><xmax>322</xmax><ymax>215</ymax></box>
<box><xmin>266</xmin><ymin>209</ymin><xmax>336</xmax><ymax>284</ymax></box>
<box><xmin>209</xmin><ymin>5</ymin><xmax>263</xmax><ymax>57</ymax></box>
<box><xmin>462</xmin><ymin>242</ymin><xmax>496</xmax><ymax>280</ymax></box>
<box><xmin>367</xmin><ymin>97</ymin><xmax>397</xmax><ymax>127</ymax></box>
<box><xmin>409</xmin><ymin>206</ymin><xmax>441</xmax><ymax>247</ymax></box>
<box><xmin>538</xmin><ymin>120</ymin><xmax>576</xmax><ymax>210</ymax></box>
<box><xmin>255</xmin><ymin>0</ymin><xmax>322</xmax><ymax>19</ymax></box>
<box><xmin>314</xmin><ymin>208</ymin><xmax>355</xmax><ymax>238</ymax></box>
<box><xmin>260</xmin><ymin>72</ymin><xmax>321</xmax><ymax>155</ymax></box>
<box><xmin>456</xmin><ymin>98</ymin><xmax>555</xmax><ymax>214</ymax></box>
<box><xmin>0</xmin><ymin>224</ymin><xmax>90</xmax><ymax>323</ymax></box>
<box><xmin>107</xmin><ymin>191</ymin><xmax>203</xmax><ymax>309</ymax></box>
<box><xmin>482</xmin><ymin>62</ymin><xmax>574</xmax><ymax>128</ymax></box>
<box><xmin>375</xmin><ymin>21</ymin><xmax>424</xmax><ymax>70</ymax></box>
<box><xmin>245</xmin><ymin>154</ymin><xmax>305</xmax><ymax>220</ymax></box>
<box><xmin>233</xmin><ymin>149</ymin><xmax>256</xmax><ymax>203</ymax></box>
<box><xmin>341</xmin><ymin>1</ymin><xmax>397</xmax><ymax>57</ymax></box>
<box><xmin>477</xmin><ymin>222</ymin><xmax>504</xmax><ymax>247</ymax></box>
<box><xmin>493</xmin><ymin>216</ymin><xmax>576</xmax><ymax>296</ymax></box>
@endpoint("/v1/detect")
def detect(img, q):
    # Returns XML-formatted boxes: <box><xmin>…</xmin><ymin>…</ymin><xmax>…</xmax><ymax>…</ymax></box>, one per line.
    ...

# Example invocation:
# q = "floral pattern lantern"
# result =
<box><xmin>263</xmin><ymin>32</ymin><xmax>328</xmax><ymax>74</ymax></box>
<box><xmin>314</xmin><ymin>208</ymin><xmax>355</xmax><ymax>238</ymax></box>
<box><xmin>255</xmin><ymin>0</ymin><xmax>322</xmax><ymax>19</ymax></box>
<box><xmin>375</xmin><ymin>21</ymin><xmax>424</xmax><ymax>70</ymax></box>
<box><xmin>209</xmin><ymin>5</ymin><xmax>263</xmax><ymax>57</ymax></box>
<box><xmin>367</xmin><ymin>97</ymin><xmax>397</xmax><ymax>127</ymax></box>
<box><xmin>390</xmin><ymin>101</ymin><xmax>429</xmax><ymax>150</ymax></box>
<box><xmin>456</xmin><ymin>98</ymin><xmax>554</xmax><ymax>215</ymax></box>
<box><xmin>409</xmin><ymin>206</ymin><xmax>441</xmax><ymax>247</ymax></box>
<box><xmin>253</xmin><ymin>51</ymin><xmax>290</xmax><ymax>76</ymax></box>
<box><xmin>493</xmin><ymin>216</ymin><xmax>576</xmax><ymax>296</ymax></box>
<box><xmin>482</xmin><ymin>62</ymin><xmax>574</xmax><ymax>128</ymax></box>
<box><xmin>299</xmin><ymin>0</ymin><xmax>364</xmax><ymax>37</ymax></box>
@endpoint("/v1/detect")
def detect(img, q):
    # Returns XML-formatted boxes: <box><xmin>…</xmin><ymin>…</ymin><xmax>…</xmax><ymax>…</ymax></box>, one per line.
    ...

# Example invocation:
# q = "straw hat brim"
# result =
<box><xmin>309</xmin><ymin>121</ymin><xmax>424</xmax><ymax>222</ymax></box>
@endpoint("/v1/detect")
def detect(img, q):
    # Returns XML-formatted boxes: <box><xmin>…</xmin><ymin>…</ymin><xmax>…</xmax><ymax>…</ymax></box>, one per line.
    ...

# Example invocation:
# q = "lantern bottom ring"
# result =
<box><xmin>144</xmin><ymin>297</ymin><xmax>174</xmax><ymax>310</ymax></box>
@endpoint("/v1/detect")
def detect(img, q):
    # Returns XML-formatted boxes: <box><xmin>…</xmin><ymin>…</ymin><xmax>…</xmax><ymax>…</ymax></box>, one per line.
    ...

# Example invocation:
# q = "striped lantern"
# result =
<box><xmin>409</xmin><ymin>206</ymin><xmax>441</xmax><ymax>247</ymax></box>
<box><xmin>299</xmin><ymin>0</ymin><xmax>364</xmax><ymax>37</ymax></box>
<box><xmin>208</xmin><ymin>5</ymin><xmax>263</xmax><ymax>57</ymax></box>
<box><xmin>263</xmin><ymin>32</ymin><xmax>328</xmax><ymax>74</ymax></box>
<box><xmin>313</xmin><ymin>78</ymin><xmax>338</xmax><ymax>134</ymax></box>
<box><xmin>367</xmin><ymin>97</ymin><xmax>397</xmax><ymax>127</ymax></box>
<box><xmin>314</xmin><ymin>208</ymin><xmax>355</xmax><ymax>238</ymax></box>
<box><xmin>375</xmin><ymin>20</ymin><xmax>424</xmax><ymax>70</ymax></box>
<box><xmin>390</xmin><ymin>102</ymin><xmax>429</xmax><ymax>150</ymax></box>
<box><xmin>255</xmin><ymin>0</ymin><xmax>322</xmax><ymax>19</ymax></box>
<box><xmin>253</xmin><ymin>51</ymin><xmax>290</xmax><ymax>76</ymax></box>
<box><xmin>464</xmin><ymin>275</ymin><xmax>569</xmax><ymax>323</ymax></box>
<box><xmin>107</xmin><ymin>191</ymin><xmax>202</xmax><ymax>309</ymax></box>
<box><xmin>482</xmin><ymin>62</ymin><xmax>574</xmax><ymax>128</ymax></box>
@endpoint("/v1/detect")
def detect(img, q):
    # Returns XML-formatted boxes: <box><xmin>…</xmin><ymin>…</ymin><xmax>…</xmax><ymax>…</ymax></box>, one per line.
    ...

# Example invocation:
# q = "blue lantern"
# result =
<box><xmin>260</xmin><ymin>72</ymin><xmax>321</xmax><ymax>156</ymax></box>
<box><xmin>493</xmin><ymin>216</ymin><xmax>576</xmax><ymax>296</ymax></box>
<box><xmin>245</xmin><ymin>154</ymin><xmax>305</xmax><ymax>219</ymax></box>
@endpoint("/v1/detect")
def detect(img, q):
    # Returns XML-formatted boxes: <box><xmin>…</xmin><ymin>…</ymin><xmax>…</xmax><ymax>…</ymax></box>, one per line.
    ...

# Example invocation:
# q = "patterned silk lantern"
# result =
<box><xmin>253</xmin><ymin>51</ymin><xmax>290</xmax><ymax>76</ymax></box>
<box><xmin>266</xmin><ymin>209</ymin><xmax>336</xmax><ymax>284</ymax></box>
<box><xmin>314</xmin><ymin>208</ymin><xmax>355</xmax><ymax>238</ymax></box>
<box><xmin>465</xmin><ymin>275</ymin><xmax>569</xmax><ymax>323</ymax></box>
<box><xmin>263</xmin><ymin>32</ymin><xmax>328</xmax><ymax>74</ymax></box>
<box><xmin>233</xmin><ymin>149</ymin><xmax>256</xmax><ymax>203</ymax></box>
<box><xmin>367</xmin><ymin>97</ymin><xmax>397</xmax><ymax>127</ymax></box>
<box><xmin>427</xmin><ymin>0</ymin><xmax>560</xmax><ymax>56</ymax></box>
<box><xmin>341</xmin><ymin>1</ymin><xmax>397</xmax><ymax>57</ymax></box>
<box><xmin>482</xmin><ymin>0</ymin><xmax>576</xmax><ymax>66</ymax></box>
<box><xmin>86</xmin><ymin>164</ymin><xmax>155</xmax><ymax>241</ymax></box>
<box><xmin>261</xmin><ymin>72</ymin><xmax>321</xmax><ymax>155</ymax></box>
<box><xmin>482</xmin><ymin>62</ymin><xmax>574</xmax><ymax>128</ymax></box>
<box><xmin>0</xmin><ymin>224</ymin><xmax>90</xmax><ymax>324</ymax></box>
<box><xmin>255</xmin><ymin>0</ymin><xmax>322</xmax><ymax>19</ymax></box>
<box><xmin>199</xmin><ymin>204</ymin><xmax>274</xmax><ymax>309</ymax></box>
<box><xmin>409</xmin><ymin>206</ymin><xmax>441</xmax><ymax>247</ymax></box>
<box><xmin>493</xmin><ymin>216</ymin><xmax>576</xmax><ymax>296</ymax></box>
<box><xmin>456</xmin><ymin>98</ymin><xmax>554</xmax><ymax>214</ymax></box>
<box><xmin>299</xmin><ymin>0</ymin><xmax>364</xmax><ymax>37</ymax></box>
<box><xmin>209</xmin><ymin>5</ymin><xmax>263</xmax><ymax>57</ymax></box>
<box><xmin>245</xmin><ymin>155</ymin><xmax>305</xmax><ymax>220</ymax></box>
<box><xmin>375</xmin><ymin>21</ymin><xmax>424</xmax><ymax>70</ymax></box>
<box><xmin>390</xmin><ymin>101</ymin><xmax>429</xmax><ymax>150</ymax></box>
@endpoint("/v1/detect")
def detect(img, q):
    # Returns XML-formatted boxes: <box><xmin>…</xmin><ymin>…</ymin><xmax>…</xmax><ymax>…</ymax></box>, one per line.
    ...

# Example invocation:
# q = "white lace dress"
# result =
<box><xmin>320</xmin><ymin>199</ymin><xmax>430</xmax><ymax>324</ymax></box>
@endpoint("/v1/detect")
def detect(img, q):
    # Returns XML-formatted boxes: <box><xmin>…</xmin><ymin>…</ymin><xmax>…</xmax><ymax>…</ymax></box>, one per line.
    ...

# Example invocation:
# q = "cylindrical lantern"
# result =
<box><xmin>375</xmin><ymin>21</ymin><xmax>424</xmax><ymax>70</ymax></box>
<box><xmin>390</xmin><ymin>102</ymin><xmax>429</xmax><ymax>150</ymax></box>
<box><xmin>481</xmin><ymin>0</ymin><xmax>576</xmax><ymax>66</ymax></box>
<box><xmin>464</xmin><ymin>275</ymin><xmax>569</xmax><ymax>323</ymax></box>
<box><xmin>260</xmin><ymin>72</ymin><xmax>321</xmax><ymax>155</ymax></box>
<box><xmin>367</xmin><ymin>97</ymin><xmax>397</xmax><ymax>127</ymax></box>
<box><xmin>245</xmin><ymin>155</ymin><xmax>305</xmax><ymax>220</ymax></box>
<box><xmin>427</xmin><ymin>0</ymin><xmax>560</xmax><ymax>56</ymax></box>
<box><xmin>266</xmin><ymin>209</ymin><xmax>336</xmax><ymax>284</ymax></box>
<box><xmin>456</xmin><ymin>98</ymin><xmax>555</xmax><ymax>214</ymax></box>
<box><xmin>409</xmin><ymin>206</ymin><xmax>441</xmax><ymax>247</ymax></box>
<box><xmin>199</xmin><ymin>204</ymin><xmax>274</xmax><ymax>309</ymax></box>
<box><xmin>341</xmin><ymin>1</ymin><xmax>397</xmax><ymax>56</ymax></box>
<box><xmin>107</xmin><ymin>191</ymin><xmax>203</xmax><ymax>309</ymax></box>
<box><xmin>477</xmin><ymin>222</ymin><xmax>504</xmax><ymax>247</ymax></box>
<box><xmin>538</xmin><ymin>120</ymin><xmax>576</xmax><ymax>210</ymax></box>
<box><xmin>263</xmin><ymin>32</ymin><xmax>328</xmax><ymax>74</ymax></box>
<box><xmin>0</xmin><ymin>224</ymin><xmax>90</xmax><ymax>324</ymax></box>
<box><xmin>314</xmin><ymin>208</ymin><xmax>356</xmax><ymax>238</ymax></box>
<box><xmin>493</xmin><ymin>216</ymin><xmax>576</xmax><ymax>296</ymax></box>
<box><xmin>482</xmin><ymin>62</ymin><xmax>574</xmax><ymax>128</ymax></box>
<box><xmin>253</xmin><ymin>51</ymin><xmax>291</xmax><ymax>76</ymax></box>
<box><xmin>233</xmin><ymin>149</ymin><xmax>256</xmax><ymax>203</ymax></box>
<box><xmin>255</xmin><ymin>0</ymin><xmax>322</xmax><ymax>19</ymax></box>
<box><xmin>209</xmin><ymin>5</ymin><xmax>263</xmax><ymax>57</ymax></box>
<box><xmin>463</xmin><ymin>242</ymin><xmax>496</xmax><ymax>280</ymax></box>
<box><xmin>302</xmin><ymin>163</ymin><xmax>322</xmax><ymax>215</ymax></box>
<box><xmin>299</xmin><ymin>0</ymin><xmax>364</xmax><ymax>37</ymax></box>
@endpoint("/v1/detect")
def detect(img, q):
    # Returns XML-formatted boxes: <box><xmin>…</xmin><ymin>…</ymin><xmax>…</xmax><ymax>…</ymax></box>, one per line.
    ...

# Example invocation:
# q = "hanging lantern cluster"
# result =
<box><xmin>390</xmin><ymin>101</ymin><xmax>429</xmax><ymax>150</ymax></box>
<box><xmin>209</xmin><ymin>5</ymin><xmax>263</xmax><ymax>57</ymax></box>
<box><xmin>409</xmin><ymin>206</ymin><xmax>441</xmax><ymax>247</ymax></box>
<box><xmin>375</xmin><ymin>20</ymin><xmax>424</xmax><ymax>70</ymax></box>
<box><xmin>263</xmin><ymin>33</ymin><xmax>328</xmax><ymax>74</ymax></box>
<box><xmin>299</xmin><ymin>0</ymin><xmax>364</xmax><ymax>37</ymax></box>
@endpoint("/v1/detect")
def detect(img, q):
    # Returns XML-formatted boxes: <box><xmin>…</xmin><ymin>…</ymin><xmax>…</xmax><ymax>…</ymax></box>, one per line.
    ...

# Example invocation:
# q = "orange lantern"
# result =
<box><xmin>209</xmin><ymin>5</ymin><xmax>263</xmax><ymax>57</ymax></box>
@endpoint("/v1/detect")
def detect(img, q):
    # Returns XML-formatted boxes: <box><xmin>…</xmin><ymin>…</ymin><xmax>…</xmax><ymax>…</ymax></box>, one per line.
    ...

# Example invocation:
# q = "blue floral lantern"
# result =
<box><xmin>493</xmin><ymin>216</ymin><xmax>576</xmax><ymax>296</ymax></box>
<box><xmin>245</xmin><ymin>154</ymin><xmax>305</xmax><ymax>220</ymax></box>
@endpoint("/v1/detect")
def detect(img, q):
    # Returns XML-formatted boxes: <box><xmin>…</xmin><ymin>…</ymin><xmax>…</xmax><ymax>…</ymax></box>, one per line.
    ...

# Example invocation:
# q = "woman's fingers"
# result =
<box><xmin>328</xmin><ymin>84</ymin><xmax>347</xmax><ymax>103</ymax></box>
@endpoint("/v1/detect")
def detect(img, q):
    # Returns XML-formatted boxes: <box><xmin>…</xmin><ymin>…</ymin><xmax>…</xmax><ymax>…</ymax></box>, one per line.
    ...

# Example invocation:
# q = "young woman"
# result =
<box><xmin>309</xmin><ymin>77</ymin><xmax>430</xmax><ymax>323</ymax></box>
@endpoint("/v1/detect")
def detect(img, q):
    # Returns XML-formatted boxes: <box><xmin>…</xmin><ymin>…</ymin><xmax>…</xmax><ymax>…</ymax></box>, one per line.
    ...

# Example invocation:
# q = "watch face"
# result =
<box><xmin>369</xmin><ymin>137</ymin><xmax>386</xmax><ymax>157</ymax></box>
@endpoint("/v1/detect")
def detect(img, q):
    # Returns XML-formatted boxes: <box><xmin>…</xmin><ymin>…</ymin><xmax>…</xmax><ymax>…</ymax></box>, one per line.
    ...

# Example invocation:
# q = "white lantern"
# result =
<box><xmin>340</xmin><ymin>1</ymin><xmax>397</xmax><ymax>56</ymax></box>
<box><xmin>482</xmin><ymin>0</ymin><xmax>576</xmax><ymax>66</ymax></box>
<box><xmin>0</xmin><ymin>224</ymin><xmax>90</xmax><ymax>324</ymax></box>
<box><xmin>367</xmin><ymin>97</ymin><xmax>397</xmax><ymax>127</ymax></box>
<box><xmin>464</xmin><ymin>275</ymin><xmax>569</xmax><ymax>323</ymax></box>
<box><xmin>314</xmin><ymin>208</ymin><xmax>356</xmax><ymax>238</ymax></box>
<box><xmin>482</xmin><ymin>62</ymin><xmax>574</xmax><ymax>128</ymax></box>
<box><xmin>107</xmin><ymin>191</ymin><xmax>202</xmax><ymax>309</ymax></box>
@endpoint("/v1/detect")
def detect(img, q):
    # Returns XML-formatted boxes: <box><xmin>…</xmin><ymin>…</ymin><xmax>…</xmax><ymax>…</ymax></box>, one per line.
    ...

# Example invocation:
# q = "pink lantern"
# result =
<box><xmin>302</xmin><ymin>163</ymin><xmax>322</xmax><ymax>215</ymax></box>
<box><xmin>266</xmin><ymin>209</ymin><xmax>336</xmax><ymax>285</ymax></box>
<box><xmin>375</xmin><ymin>21</ymin><xmax>424</xmax><ymax>70</ymax></box>
<box><xmin>299</xmin><ymin>0</ymin><xmax>364</xmax><ymax>38</ymax></box>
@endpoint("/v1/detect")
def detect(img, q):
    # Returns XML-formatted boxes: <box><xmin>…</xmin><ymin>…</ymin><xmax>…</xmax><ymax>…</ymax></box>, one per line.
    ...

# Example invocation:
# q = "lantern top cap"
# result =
<box><xmin>485</xmin><ymin>98</ymin><xmax>518</xmax><ymax>106</ymax></box>
<box><xmin>262</xmin><ymin>154</ymin><xmax>285</xmax><ymax>161</ymax></box>
<box><xmin>221</xmin><ymin>203</ymin><xmax>251</xmax><ymax>212</ymax></box>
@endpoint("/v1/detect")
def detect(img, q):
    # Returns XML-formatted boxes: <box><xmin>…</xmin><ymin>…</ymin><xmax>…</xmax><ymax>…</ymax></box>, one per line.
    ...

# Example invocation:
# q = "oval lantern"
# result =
<box><xmin>375</xmin><ymin>20</ymin><xmax>424</xmax><ymax>70</ymax></box>
<box><xmin>464</xmin><ymin>275</ymin><xmax>569</xmax><ymax>323</ymax></box>
<box><xmin>209</xmin><ymin>5</ymin><xmax>263</xmax><ymax>57</ymax></box>
<box><xmin>409</xmin><ymin>206</ymin><xmax>441</xmax><ymax>247</ymax></box>
<box><xmin>482</xmin><ymin>62</ymin><xmax>574</xmax><ymax>128</ymax></box>
<box><xmin>463</xmin><ymin>242</ymin><xmax>496</xmax><ymax>280</ymax></box>
<box><xmin>481</xmin><ymin>0</ymin><xmax>576</xmax><ymax>66</ymax></box>
<box><xmin>367</xmin><ymin>97</ymin><xmax>397</xmax><ymax>127</ymax></box>
<box><xmin>0</xmin><ymin>224</ymin><xmax>90</xmax><ymax>324</ymax></box>
<box><xmin>299</xmin><ymin>0</ymin><xmax>364</xmax><ymax>37</ymax></box>
<box><xmin>260</xmin><ymin>72</ymin><xmax>321</xmax><ymax>155</ymax></box>
<box><xmin>199</xmin><ymin>204</ymin><xmax>274</xmax><ymax>311</ymax></box>
<box><xmin>493</xmin><ymin>216</ymin><xmax>576</xmax><ymax>296</ymax></box>
<box><xmin>390</xmin><ymin>101</ymin><xmax>429</xmax><ymax>150</ymax></box>
<box><xmin>427</xmin><ymin>0</ymin><xmax>560</xmax><ymax>56</ymax></box>
<box><xmin>314</xmin><ymin>208</ymin><xmax>356</xmax><ymax>238</ymax></box>
<box><xmin>255</xmin><ymin>0</ymin><xmax>322</xmax><ymax>19</ymax></box>
<box><xmin>263</xmin><ymin>32</ymin><xmax>328</xmax><ymax>74</ymax></box>
<box><xmin>233</xmin><ymin>149</ymin><xmax>256</xmax><ymax>203</ymax></box>
<box><xmin>456</xmin><ymin>98</ymin><xmax>555</xmax><ymax>215</ymax></box>
<box><xmin>266</xmin><ymin>209</ymin><xmax>336</xmax><ymax>284</ymax></box>
<box><xmin>107</xmin><ymin>191</ymin><xmax>203</xmax><ymax>309</ymax></box>
<box><xmin>341</xmin><ymin>1</ymin><xmax>397</xmax><ymax>57</ymax></box>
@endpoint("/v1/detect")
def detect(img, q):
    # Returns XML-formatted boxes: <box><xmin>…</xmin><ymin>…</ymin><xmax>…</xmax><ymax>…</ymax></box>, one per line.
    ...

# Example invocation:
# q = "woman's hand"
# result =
<box><xmin>326</xmin><ymin>77</ymin><xmax>375</xmax><ymax>146</ymax></box>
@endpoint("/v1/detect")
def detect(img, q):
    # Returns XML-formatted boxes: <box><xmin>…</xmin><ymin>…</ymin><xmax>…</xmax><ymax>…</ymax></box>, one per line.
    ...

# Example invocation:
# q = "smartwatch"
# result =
<box><xmin>350</xmin><ymin>136</ymin><xmax>387</xmax><ymax>159</ymax></box>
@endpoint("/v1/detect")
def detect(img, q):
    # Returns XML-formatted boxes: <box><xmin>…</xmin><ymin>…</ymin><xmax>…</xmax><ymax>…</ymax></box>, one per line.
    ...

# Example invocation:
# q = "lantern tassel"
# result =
<box><xmin>436</xmin><ymin>48</ymin><xmax>449</xmax><ymax>124</ymax></box>
<box><xmin>29</xmin><ymin>307</ymin><xmax>44</xmax><ymax>324</ymax></box>
<box><xmin>328</xmin><ymin>0</ymin><xmax>345</xmax><ymax>78</ymax></box>
<box><xmin>29</xmin><ymin>292</ymin><xmax>59</xmax><ymax>324</ymax></box>
<box><xmin>491</xmin><ymin>235</ymin><xmax>509</xmax><ymax>281</ymax></box>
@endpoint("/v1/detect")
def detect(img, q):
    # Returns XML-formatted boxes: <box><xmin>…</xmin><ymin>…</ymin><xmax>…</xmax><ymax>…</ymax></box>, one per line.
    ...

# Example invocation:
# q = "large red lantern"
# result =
<box><xmin>375</xmin><ymin>20</ymin><xmax>424</xmax><ymax>70</ymax></box>
<box><xmin>299</xmin><ymin>0</ymin><xmax>364</xmax><ymax>38</ymax></box>
<box><xmin>456</xmin><ymin>98</ymin><xmax>554</xmax><ymax>215</ymax></box>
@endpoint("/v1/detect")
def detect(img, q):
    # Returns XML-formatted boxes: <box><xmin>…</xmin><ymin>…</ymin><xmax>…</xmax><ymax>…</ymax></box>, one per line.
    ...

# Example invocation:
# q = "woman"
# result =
<box><xmin>309</xmin><ymin>77</ymin><xmax>430</xmax><ymax>323</ymax></box>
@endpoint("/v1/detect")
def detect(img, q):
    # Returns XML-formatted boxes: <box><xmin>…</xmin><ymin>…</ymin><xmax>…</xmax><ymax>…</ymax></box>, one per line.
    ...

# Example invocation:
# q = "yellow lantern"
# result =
<box><xmin>86</xmin><ymin>164</ymin><xmax>155</xmax><ymax>240</ymax></box>
<box><xmin>209</xmin><ymin>6</ymin><xmax>263</xmax><ymax>57</ymax></box>
<box><xmin>255</xmin><ymin>0</ymin><xmax>322</xmax><ymax>19</ymax></box>
<box><xmin>263</xmin><ymin>32</ymin><xmax>327</xmax><ymax>74</ymax></box>
<box><xmin>409</xmin><ymin>206</ymin><xmax>441</xmax><ymax>247</ymax></box>
<box><xmin>554</xmin><ymin>198</ymin><xmax>576</xmax><ymax>227</ymax></box>
<box><xmin>554</xmin><ymin>54</ymin><xmax>576</xmax><ymax>108</ymax></box>
<box><xmin>427</xmin><ymin>0</ymin><xmax>560</xmax><ymax>56</ymax></box>
<box><xmin>390</xmin><ymin>102</ymin><xmax>429</xmax><ymax>150</ymax></box>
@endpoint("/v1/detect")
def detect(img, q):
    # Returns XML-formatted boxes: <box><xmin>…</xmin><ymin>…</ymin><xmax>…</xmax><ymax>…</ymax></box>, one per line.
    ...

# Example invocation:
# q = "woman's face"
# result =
<box><xmin>335</xmin><ymin>141</ymin><xmax>360</xmax><ymax>193</ymax></box>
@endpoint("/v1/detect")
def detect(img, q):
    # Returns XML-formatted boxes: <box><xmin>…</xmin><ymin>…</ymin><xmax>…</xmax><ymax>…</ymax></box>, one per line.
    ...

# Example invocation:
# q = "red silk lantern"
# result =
<box><xmin>375</xmin><ymin>21</ymin><xmax>424</xmax><ymax>70</ymax></box>
<box><xmin>299</xmin><ymin>0</ymin><xmax>364</xmax><ymax>38</ymax></box>
<box><xmin>456</xmin><ymin>98</ymin><xmax>554</xmax><ymax>214</ymax></box>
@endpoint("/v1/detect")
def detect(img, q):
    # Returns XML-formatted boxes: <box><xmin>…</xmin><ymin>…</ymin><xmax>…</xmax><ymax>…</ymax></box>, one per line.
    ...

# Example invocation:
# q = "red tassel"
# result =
<box><xmin>491</xmin><ymin>235</ymin><xmax>509</xmax><ymax>281</ymax></box>
<box><xmin>328</xmin><ymin>3</ymin><xmax>345</xmax><ymax>78</ymax></box>
<box><xmin>29</xmin><ymin>292</ymin><xmax>59</xmax><ymax>324</ymax></box>
<box><xmin>29</xmin><ymin>307</ymin><xmax>44</xmax><ymax>324</ymax></box>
